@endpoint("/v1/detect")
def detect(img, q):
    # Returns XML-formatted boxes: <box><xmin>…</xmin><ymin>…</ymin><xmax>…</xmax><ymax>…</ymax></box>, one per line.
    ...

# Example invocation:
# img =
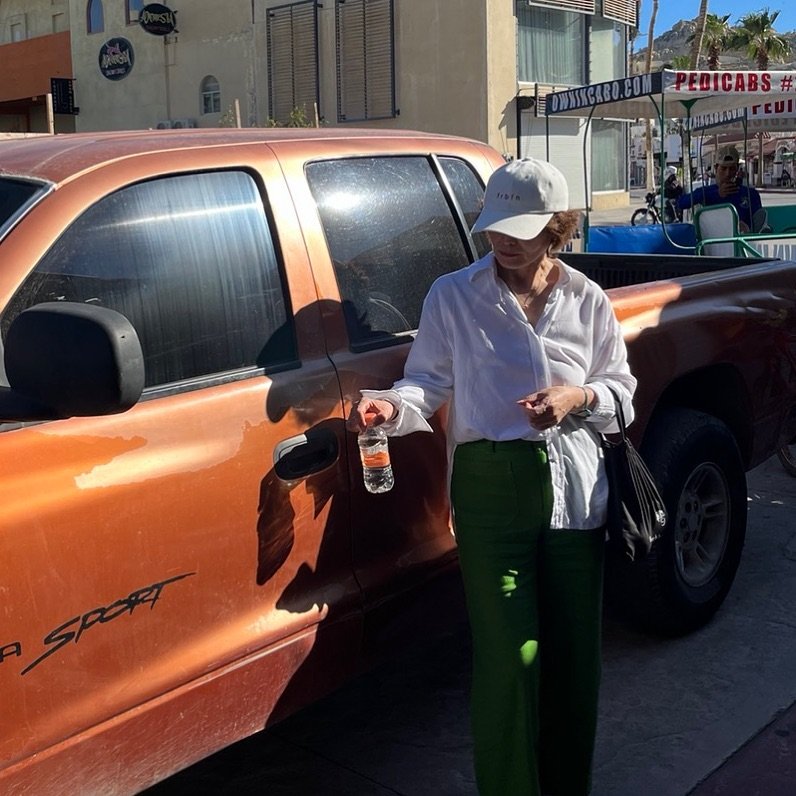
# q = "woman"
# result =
<box><xmin>349</xmin><ymin>158</ymin><xmax>636</xmax><ymax>795</ymax></box>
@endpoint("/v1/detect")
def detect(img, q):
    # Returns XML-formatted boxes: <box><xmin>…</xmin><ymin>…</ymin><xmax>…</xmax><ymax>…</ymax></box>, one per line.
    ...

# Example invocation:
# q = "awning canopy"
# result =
<box><xmin>546</xmin><ymin>70</ymin><xmax>796</xmax><ymax>122</ymax></box>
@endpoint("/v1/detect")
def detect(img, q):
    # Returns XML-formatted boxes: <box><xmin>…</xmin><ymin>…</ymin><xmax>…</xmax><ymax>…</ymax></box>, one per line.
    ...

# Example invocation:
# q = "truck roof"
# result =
<box><xmin>0</xmin><ymin>127</ymin><xmax>474</xmax><ymax>185</ymax></box>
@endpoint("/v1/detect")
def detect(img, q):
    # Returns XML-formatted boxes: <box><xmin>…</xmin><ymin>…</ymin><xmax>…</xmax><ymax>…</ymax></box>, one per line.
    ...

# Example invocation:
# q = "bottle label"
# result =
<box><xmin>362</xmin><ymin>450</ymin><xmax>390</xmax><ymax>468</ymax></box>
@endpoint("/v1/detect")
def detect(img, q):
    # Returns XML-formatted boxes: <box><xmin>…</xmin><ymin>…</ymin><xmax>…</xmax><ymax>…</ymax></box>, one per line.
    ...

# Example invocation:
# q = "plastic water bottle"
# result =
<box><xmin>358</xmin><ymin>424</ymin><xmax>394</xmax><ymax>494</ymax></box>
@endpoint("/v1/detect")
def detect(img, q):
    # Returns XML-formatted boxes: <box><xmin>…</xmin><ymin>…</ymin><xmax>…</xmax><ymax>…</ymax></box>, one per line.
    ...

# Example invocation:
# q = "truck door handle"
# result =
<box><xmin>273</xmin><ymin>428</ymin><xmax>339</xmax><ymax>480</ymax></box>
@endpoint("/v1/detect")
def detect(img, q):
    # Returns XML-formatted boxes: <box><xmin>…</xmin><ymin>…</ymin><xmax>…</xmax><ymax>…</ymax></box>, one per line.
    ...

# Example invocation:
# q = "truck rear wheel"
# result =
<box><xmin>607</xmin><ymin>408</ymin><xmax>746</xmax><ymax>635</ymax></box>
<box><xmin>777</xmin><ymin>442</ymin><xmax>796</xmax><ymax>477</ymax></box>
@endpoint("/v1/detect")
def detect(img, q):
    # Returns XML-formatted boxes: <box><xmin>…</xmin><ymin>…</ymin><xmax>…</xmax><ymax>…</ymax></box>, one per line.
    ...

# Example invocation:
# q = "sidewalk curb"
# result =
<box><xmin>688</xmin><ymin>700</ymin><xmax>796</xmax><ymax>795</ymax></box>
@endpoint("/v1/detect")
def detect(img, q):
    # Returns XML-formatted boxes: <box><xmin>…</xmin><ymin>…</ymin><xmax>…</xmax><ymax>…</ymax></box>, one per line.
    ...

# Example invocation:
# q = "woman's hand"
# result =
<box><xmin>347</xmin><ymin>397</ymin><xmax>397</xmax><ymax>432</ymax></box>
<box><xmin>517</xmin><ymin>386</ymin><xmax>589</xmax><ymax>430</ymax></box>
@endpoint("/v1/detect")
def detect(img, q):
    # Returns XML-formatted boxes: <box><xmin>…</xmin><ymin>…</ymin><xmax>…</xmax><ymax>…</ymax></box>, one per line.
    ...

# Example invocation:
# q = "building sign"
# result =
<box><xmin>99</xmin><ymin>38</ymin><xmax>135</xmax><ymax>81</ymax></box>
<box><xmin>50</xmin><ymin>77</ymin><xmax>76</xmax><ymax>114</ymax></box>
<box><xmin>547</xmin><ymin>72</ymin><xmax>662</xmax><ymax>115</ymax></box>
<box><xmin>139</xmin><ymin>3</ymin><xmax>178</xmax><ymax>36</ymax></box>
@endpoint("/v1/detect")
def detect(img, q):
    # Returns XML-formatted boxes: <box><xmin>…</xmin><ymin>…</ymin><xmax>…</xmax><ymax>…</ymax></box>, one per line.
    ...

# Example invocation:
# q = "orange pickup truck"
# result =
<box><xmin>1</xmin><ymin>129</ymin><xmax>794</xmax><ymax>794</ymax></box>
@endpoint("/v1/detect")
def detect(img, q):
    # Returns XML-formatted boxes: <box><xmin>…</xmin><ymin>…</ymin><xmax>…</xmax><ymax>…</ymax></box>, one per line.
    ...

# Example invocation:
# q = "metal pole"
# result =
<box><xmin>164</xmin><ymin>36</ymin><xmax>172</xmax><ymax>122</ymax></box>
<box><xmin>45</xmin><ymin>93</ymin><xmax>55</xmax><ymax>134</ymax></box>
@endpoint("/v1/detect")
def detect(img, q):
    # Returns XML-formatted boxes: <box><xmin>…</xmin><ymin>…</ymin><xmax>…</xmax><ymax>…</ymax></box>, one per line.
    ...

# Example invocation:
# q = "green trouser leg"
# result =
<box><xmin>451</xmin><ymin>440</ymin><xmax>604</xmax><ymax>796</ymax></box>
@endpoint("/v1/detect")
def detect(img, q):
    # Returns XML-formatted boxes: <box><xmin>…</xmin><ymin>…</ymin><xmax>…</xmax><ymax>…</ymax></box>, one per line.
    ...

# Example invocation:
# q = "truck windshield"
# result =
<box><xmin>0</xmin><ymin>177</ymin><xmax>48</xmax><ymax>238</ymax></box>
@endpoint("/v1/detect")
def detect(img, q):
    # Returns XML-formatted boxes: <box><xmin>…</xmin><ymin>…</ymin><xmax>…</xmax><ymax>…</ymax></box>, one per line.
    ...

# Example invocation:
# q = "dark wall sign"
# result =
<box><xmin>99</xmin><ymin>38</ymin><xmax>135</xmax><ymax>81</ymax></box>
<box><xmin>50</xmin><ymin>77</ymin><xmax>76</xmax><ymax>114</ymax></box>
<box><xmin>547</xmin><ymin>72</ymin><xmax>663</xmax><ymax>115</ymax></box>
<box><xmin>139</xmin><ymin>3</ymin><xmax>178</xmax><ymax>36</ymax></box>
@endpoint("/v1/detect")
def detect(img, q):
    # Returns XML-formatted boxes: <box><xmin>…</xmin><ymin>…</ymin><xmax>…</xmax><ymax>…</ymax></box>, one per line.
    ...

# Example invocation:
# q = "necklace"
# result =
<box><xmin>512</xmin><ymin>290</ymin><xmax>538</xmax><ymax>309</ymax></box>
<box><xmin>509</xmin><ymin>263</ymin><xmax>553</xmax><ymax>309</ymax></box>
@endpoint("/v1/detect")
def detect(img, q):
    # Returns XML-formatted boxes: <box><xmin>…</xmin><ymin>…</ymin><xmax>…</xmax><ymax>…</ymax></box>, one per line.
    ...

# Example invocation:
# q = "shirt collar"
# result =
<box><xmin>467</xmin><ymin>253</ymin><xmax>496</xmax><ymax>283</ymax></box>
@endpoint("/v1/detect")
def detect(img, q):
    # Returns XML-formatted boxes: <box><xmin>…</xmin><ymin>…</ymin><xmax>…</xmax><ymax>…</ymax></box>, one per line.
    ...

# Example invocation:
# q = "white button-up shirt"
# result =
<box><xmin>362</xmin><ymin>253</ymin><xmax>637</xmax><ymax>530</ymax></box>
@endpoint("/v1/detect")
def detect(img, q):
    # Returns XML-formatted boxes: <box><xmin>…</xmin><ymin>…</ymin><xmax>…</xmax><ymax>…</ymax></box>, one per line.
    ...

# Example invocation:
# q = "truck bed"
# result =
<box><xmin>564</xmin><ymin>252</ymin><xmax>779</xmax><ymax>290</ymax></box>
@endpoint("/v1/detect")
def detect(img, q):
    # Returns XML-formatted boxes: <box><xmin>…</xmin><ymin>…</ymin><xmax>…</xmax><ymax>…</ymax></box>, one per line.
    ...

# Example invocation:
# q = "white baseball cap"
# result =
<box><xmin>471</xmin><ymin>158</ymin><xmax>569</xmax><ymax>240</ymax></box>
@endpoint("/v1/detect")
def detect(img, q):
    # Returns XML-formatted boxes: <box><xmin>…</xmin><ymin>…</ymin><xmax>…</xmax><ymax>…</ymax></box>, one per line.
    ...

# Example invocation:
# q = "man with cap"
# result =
<box><xmin>678</xmin><ymin>145</ymin><xmax>764</xmax><ymax>232</ymax></box>
<box><xmin>349</xmin><ymin>158</ymin><xmax>636</xmax><ymax>795</ymax></box>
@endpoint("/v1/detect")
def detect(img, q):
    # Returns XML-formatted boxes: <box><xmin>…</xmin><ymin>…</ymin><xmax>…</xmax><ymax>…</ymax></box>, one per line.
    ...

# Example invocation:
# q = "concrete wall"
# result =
<box><xmin>60</xmin><ymin>1</ymin><xmax>531</xmax><ymax>157</ymax></box>
<box><xmin>484</xmin><ymin>1</ymin><xmax>520</xmax><ymax>157</ymax></box>
<box><xmin>255</xmin><ymin>0</ymin><xmax>492</xmax><ymax>141</ymax></box>
<box><xmin>0</xmin><ymin>0</ymin><xmax>70</xmax><ymax>42</ymax></box>
<box><xmin>68</xmin><ymin>0</ymin><xmax>255</xmax><ymax>131</ymax></box>
<box><xmin>0</xmin><ymin>1</ymin><xmax>73</xmax><ymax>133</ymax></box>
<box><xmin>383</xmin><ymin>0</ymin><xmax>490</xmax><ymax>143</ymax></box>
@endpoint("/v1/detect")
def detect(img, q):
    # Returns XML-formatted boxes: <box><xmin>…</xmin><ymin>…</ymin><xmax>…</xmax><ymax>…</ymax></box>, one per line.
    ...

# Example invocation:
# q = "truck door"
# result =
<box><xmin>0</xmin><ymin>157</ymin><xmax>359</xmax><ymax>791</ymax></box>
<box><xmin>287</xmin><ymin>148</ymin><xmax>494</xmax><ymax>648</ymax></box>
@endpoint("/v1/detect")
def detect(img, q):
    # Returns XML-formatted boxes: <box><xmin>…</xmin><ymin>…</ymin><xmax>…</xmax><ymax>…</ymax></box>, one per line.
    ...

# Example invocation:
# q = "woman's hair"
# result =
<box><xmin>545</xmin><ymin>210</ymin><xmax>581</xmax><ymax>253</ymax></box>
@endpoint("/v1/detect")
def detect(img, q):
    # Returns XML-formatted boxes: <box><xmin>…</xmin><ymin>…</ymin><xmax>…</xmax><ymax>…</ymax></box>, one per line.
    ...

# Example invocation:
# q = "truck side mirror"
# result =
<box><xmin>0</xmin><ymin>302</ymin><xmax>145</xmax><ymax>421</ymax></box>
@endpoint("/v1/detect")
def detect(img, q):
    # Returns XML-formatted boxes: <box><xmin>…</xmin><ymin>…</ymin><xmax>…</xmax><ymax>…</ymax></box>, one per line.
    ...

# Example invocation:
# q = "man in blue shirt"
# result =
<box><xmin>678</xmin><ymin>145</ymin><xmax>763</xmax><ymax>231</ymax></box>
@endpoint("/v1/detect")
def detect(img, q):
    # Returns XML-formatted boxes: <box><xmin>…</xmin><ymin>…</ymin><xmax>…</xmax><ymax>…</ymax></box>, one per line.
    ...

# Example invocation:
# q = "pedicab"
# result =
<box><xmin>544</xmin><ymin>68</ymin><xmax>796</xmax><ymax>257</ymax></box>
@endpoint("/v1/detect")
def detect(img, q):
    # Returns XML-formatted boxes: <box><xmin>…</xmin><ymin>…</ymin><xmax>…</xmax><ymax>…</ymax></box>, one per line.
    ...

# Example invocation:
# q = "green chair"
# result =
<box><xmin>694</xmin><ymin>204</ymin><xmax>762</xmax><ymax>257</ymax></box>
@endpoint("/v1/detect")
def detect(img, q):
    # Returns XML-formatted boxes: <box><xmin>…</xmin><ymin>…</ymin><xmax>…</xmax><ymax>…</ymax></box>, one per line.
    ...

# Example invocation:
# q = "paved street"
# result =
<box><xmin>146</xmin><ymin>455</ymin><xmax>796</xmax><ymax>795</ymax></box>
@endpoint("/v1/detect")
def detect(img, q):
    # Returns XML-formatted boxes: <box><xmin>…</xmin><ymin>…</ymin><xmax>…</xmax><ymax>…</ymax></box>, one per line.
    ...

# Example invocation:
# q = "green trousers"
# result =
<box><xmin>451</xmin><ymin>439</ymin><xmax>605</xmax><ymax>796</ymax></box>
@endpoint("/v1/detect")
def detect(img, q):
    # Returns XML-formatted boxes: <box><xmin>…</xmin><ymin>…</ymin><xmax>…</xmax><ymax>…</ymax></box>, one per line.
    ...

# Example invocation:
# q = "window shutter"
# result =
<box><xmin>267</xmin><ymin>1</ymin><xmax>319</xmax><ymax>125</ymax></box>
<box><xmin>336</xmin><ymin>0</ymin><xmax>396</xmax><ymax>122</ymax></box>
<box><xmin>603</xmin><ymin>0</ymin><xmax>637</xmax><ymax>26</ymax></box>
<box><xmin>525</xmin><ymin>0</ymin><xmax>596</xmax><ymax>14</ymax></box>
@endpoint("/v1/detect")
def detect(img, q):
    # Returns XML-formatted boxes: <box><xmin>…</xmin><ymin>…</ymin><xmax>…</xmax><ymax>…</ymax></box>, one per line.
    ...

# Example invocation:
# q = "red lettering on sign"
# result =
<box><xmin>722</xmin><ymin>73</ymin><xmax>733</xmax><ymax>91</ymax></box>
<box><xmin>675</xmin><ymin>72</ymin><xmax>687</xmax><ymax>90</ymax></box>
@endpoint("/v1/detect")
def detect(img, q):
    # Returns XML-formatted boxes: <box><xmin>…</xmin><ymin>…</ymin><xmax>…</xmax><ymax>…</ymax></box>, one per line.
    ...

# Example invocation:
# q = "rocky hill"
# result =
<box><xmin>633</xmin><ymin>17</ymin><xmax>796</xmax><ymax>70</ymax></box>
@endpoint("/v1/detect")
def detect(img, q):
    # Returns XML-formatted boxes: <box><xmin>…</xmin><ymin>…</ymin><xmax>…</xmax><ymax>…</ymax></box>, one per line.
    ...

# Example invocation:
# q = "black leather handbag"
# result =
<box><xmin>601</xmin><ymin>389</ymin><xmax>667</xmax><ymax>562</ymax></box>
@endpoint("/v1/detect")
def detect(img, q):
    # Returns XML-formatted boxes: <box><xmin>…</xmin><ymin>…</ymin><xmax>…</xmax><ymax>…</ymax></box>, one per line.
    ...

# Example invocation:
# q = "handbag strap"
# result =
<box><xmin>605</xmin><ymin>386</ymin><xmax>629</xmax><ymax>442</ymax></box>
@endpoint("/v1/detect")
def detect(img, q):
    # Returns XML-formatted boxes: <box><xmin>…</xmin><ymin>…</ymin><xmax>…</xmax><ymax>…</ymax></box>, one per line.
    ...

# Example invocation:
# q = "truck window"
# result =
<box><xmin>438</xmin><ymin>157</ymin><xmax>491</xmax><ymax>260</ymax></box>
<box><xmin>306</xmin><ymin>156</ymin><xmax>470</xmax><ymax>347</ymax></box>
<box><xmin>2</xmin><ymin>170</ymin><xmax>295</xmax><ymax>389</ymax></box>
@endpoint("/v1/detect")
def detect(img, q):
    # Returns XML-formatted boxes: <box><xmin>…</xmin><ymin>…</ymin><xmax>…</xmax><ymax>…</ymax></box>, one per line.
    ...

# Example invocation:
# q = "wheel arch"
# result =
<box><xmin>614</xmin><ymin>405</ymin><xmax>748</xmax><ymax>635</ymax></box>
<box><xmin>640</xmin><ymin>363</ymin><xmax>753</xmax><ymax>467</ymax></box>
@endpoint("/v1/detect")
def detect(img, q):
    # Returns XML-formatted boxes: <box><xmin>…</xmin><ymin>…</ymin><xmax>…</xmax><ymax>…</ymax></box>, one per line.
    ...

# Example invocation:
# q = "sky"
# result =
<box><xmin>637</xmin><ymin>3</ymin><xmax>796</xmax><ymax>48</ymax></box>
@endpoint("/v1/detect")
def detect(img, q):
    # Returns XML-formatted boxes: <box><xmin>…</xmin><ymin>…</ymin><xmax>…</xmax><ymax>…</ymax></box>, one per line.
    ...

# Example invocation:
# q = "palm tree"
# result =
<box><xmin>689</xmin><ymin>13</ymin><xmax>732</xmax><ymax>70</ymax></box>
<box><xmin>688</xmin><ymin>0</ymin><xmax>710</xmax><ymax>68</ymax></box>
<box><xmin>731</xmin><ymin>8</ymin><xmax>790</xmax><ymax>70</ymax></box>
<box><xmin>669</xmin><ymin>55</ymin><xmax>692</xmax><ymax>69</ymax></box>
<box><xmin>730</xmin><ymin>10</ymin><xmax>790</xmax><ymax>185</ymax></box>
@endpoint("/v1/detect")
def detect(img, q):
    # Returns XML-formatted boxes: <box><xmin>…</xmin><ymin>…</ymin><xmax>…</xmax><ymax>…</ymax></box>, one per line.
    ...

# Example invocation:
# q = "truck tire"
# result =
<box><xmin>631</xmin><ymin>208</ymin><xmax>657</xmax><ymax>226</ymax></box>
<box><xmin>607</xmin><ymin>408</ymin><xmax>747</xmax><ymax>635</ymax></box>
<box><xmin>777</xmin><ymin>443</ymin><xmax>796</xmax><ymax>477</ymax></box>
